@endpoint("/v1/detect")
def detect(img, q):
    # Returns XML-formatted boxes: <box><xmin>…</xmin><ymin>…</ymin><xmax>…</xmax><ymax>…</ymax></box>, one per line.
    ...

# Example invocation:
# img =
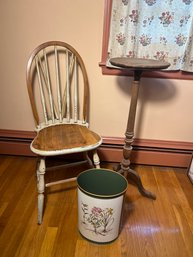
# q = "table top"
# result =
<box><xmin>109</xmin><ymin>57</ymin><xmax>170</xmax><ymax>70</ymax></box>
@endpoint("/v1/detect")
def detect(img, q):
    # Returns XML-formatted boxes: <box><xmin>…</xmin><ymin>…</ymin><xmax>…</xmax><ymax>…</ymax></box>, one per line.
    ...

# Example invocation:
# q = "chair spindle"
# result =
<box><xmin>43</xmin><ymin>49</ymin><xmax>55</xmax><ymax>123</ymax></box>
<box><xmin>74</xmin><ymin>56</ymin><xmax>78</xmax><ymax>122</ymax></box>
<box><xmin>55</xmin><ymin>46</ymin><xmax>62</xmax><ymax>122</ymax></box>
<box><xmin>66</xmin><ymin>50</ymin><xmax>70</xmax><ymax>122</ymax></box>
<box><xmin>35</xmin><ymin>57</ymin><xmax>48</xmax><ymax>124</ymax></box>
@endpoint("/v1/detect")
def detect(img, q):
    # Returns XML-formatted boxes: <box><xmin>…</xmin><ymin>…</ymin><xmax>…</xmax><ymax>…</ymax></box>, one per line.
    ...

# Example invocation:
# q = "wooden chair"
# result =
<box><xmin>26</xmin><ymin>41</ymin><xmax>102</xmax><ymax>224</ymax></box>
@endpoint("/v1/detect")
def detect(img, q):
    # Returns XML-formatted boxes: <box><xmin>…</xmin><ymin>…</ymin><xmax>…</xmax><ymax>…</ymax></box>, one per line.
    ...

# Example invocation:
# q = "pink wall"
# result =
<box><xmin>0</xmin><ymin>0</ymin><xmax>193</xmax><ymax>142</ymax></box>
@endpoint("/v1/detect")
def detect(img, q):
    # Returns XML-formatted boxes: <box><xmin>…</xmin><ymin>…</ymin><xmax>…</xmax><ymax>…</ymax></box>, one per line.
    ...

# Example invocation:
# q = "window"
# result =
<box><xmin>100</xmin><ymin>0</ymin><xmax>193</xmax><ymax>80</ymax></box>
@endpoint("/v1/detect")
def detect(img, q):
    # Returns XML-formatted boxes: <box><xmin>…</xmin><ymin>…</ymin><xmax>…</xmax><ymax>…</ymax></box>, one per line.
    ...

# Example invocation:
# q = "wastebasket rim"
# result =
<box><xmin>77</xmin><ymin>168</ymin><xmax>128</xmax><ymax>198</ymax></box>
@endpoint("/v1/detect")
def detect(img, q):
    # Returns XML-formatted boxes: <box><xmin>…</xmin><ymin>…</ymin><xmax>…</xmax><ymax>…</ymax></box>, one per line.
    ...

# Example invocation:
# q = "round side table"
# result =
<box><xmin>109</xmin><ymin>57</ymin><xmax>170</xmax><ymax>200</ymax></box>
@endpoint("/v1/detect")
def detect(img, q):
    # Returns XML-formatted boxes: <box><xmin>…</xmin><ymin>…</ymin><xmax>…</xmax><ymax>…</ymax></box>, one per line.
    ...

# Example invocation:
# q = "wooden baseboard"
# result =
<box><xmin>0</xmin><ymin>129</ymin><xmax>193</xmax><ymax>168</ymax></box>
<box><xmin>0</xmin><ymin>129</ymin><xmax>36</xmax><ymax>157</ymax></box>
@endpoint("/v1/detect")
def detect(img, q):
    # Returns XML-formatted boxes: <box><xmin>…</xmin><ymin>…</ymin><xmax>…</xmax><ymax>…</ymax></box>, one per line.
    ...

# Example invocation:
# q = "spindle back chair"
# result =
<box><xmin>26</xmin><ymin>41</ymin><xmax>102</xmax><ymax>224</ymax></box>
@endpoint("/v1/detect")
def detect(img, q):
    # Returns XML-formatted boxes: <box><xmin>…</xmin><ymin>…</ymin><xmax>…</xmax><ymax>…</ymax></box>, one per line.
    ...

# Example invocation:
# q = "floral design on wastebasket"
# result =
<box><xmin>81</xmin><ymin>203</ymin><xmax>114</xmax><ymax>236</ymax></box>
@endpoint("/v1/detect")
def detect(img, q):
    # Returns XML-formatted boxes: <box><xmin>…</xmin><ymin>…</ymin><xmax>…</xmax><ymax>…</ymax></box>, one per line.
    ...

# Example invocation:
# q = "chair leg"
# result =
<box><xmin>93</xmin><ymin>150</ymin><xmax>100</xmax><ymax>168</ymax></box>
<box><xmin>36</xmin><ymin>158</ymin><xmax>46</xmax><ymax>224</ymax></box>
<box><xmin>83</xmin><ymin>152</ymin><xmax>94</xmax><ymax>168</ymax></box>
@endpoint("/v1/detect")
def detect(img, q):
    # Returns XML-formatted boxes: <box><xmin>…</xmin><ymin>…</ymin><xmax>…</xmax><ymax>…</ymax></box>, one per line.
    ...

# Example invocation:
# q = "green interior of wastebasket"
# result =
<box><xmin>77</xmin><ymin>169</ymin><xmax>128</xmax><ymax>198</ymax></box>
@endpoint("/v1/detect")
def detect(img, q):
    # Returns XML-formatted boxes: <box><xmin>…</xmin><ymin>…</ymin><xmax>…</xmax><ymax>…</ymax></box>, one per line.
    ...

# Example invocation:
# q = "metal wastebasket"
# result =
<box><xmin>77</xmin><ymin>168</ymin><xmax>128</xmax><ymax>243</ymax></box>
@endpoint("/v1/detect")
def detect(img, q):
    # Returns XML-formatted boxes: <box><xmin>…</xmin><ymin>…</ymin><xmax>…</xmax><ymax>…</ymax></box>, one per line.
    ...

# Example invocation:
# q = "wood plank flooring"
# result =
<box><xmin>0</xmin><ymin>155</ymin><xmax>193</xmax><ymax>257</ymax></box>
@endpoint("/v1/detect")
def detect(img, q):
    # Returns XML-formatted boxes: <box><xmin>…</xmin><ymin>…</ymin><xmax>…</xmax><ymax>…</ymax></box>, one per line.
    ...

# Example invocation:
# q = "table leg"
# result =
<box><xmin>117</xmin><ymin>70</ymin><xmax>156</xmax><ymax>200</ymax></box>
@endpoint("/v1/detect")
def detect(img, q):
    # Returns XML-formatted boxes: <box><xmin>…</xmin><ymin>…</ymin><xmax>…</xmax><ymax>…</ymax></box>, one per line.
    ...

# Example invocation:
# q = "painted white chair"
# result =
<box><xmin>26</xmin><ymin>41</ymin><xmax>102</xmax><ymax>224</ymax></box>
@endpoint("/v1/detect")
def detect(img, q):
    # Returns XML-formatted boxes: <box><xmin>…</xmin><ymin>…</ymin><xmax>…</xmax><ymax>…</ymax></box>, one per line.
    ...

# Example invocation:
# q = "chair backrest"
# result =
<box><xmin>26</xmin><ymin>41</ymin><xmax>89</xmax><ymax>130</ymax></box>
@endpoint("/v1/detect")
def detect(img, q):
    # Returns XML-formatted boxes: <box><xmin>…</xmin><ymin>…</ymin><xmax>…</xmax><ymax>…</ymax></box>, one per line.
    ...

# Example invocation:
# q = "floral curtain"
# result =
<box><xmin>107</xmin><ymin>0</ymin><xmax>193</xmax><ymax>72</ymax></box>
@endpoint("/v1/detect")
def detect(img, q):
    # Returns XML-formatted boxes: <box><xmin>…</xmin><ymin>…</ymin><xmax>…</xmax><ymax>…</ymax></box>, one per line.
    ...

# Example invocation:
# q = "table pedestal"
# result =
<box><xmin>109</xmin><ymin>57</ymin><xmax>170</xmax><ymax>200</ymax></box>
<box><xmin>116</xmin><ymin>70</ymin><xmax>156</xmax><ymax>199</ymax></box>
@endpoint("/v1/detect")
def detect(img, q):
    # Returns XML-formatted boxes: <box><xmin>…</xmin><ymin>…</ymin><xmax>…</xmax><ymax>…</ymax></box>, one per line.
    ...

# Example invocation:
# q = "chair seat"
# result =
<box><xmin>31</xmin><ymin>124</ymin><xmax>102</xmax><ymax>156</ymax></box>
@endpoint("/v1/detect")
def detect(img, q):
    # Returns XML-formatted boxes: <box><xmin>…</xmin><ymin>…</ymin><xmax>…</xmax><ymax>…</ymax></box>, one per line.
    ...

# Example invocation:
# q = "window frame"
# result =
<box><xmin>99</xmin><ymin>0</ymin><xmax>193</xmax><ymax>80</ymax></box>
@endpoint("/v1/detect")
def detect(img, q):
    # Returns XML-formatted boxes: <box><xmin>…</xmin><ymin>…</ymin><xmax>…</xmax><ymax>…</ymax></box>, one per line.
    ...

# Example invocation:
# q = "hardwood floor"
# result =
<box><xmin>0</xmin><ymin>155</ymin><xmax>193</xmax><ymax>257</ymax></box>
